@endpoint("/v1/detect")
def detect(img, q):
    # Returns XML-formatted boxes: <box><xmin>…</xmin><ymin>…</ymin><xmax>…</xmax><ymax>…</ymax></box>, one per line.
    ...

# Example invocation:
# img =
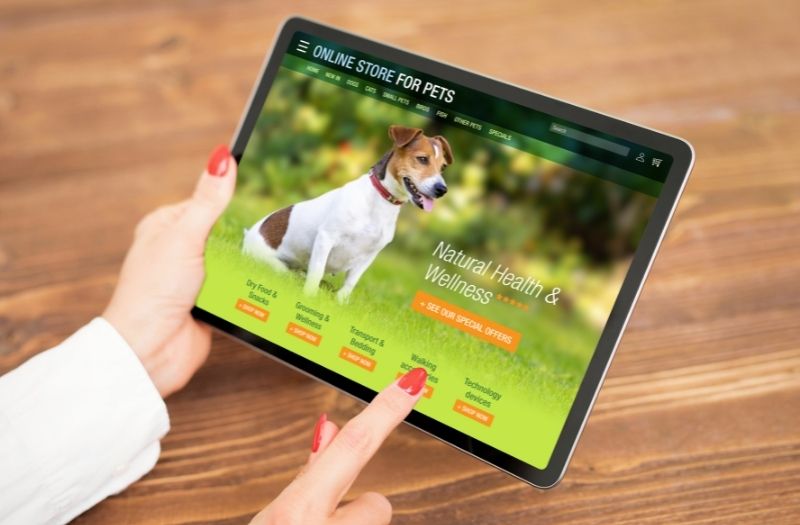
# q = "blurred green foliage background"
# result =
<box><xmin>208</xmin><ymin>67</ymin><xmax>658</xmax><ymax>410</ymax></box>
<box><xmin>233</xmin><ymin>69</ymin><xmax>656</xmax><ymax>325</ymax></box>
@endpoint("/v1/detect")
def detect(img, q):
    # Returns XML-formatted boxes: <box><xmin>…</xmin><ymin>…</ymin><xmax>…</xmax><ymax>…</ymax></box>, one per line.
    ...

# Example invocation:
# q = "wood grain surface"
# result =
<box><xmin>1</xmin><ymin>0</ymin><xmax>799</xmax><ymax>523</ymax></box>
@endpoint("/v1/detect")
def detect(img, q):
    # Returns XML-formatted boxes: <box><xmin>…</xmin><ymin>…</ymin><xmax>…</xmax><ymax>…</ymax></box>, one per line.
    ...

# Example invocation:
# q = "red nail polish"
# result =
<box><xmin>397</xmin><ymin>367</ymin><xmax>427</xmax><ymax>396</ymax></box>
<box><xmin>207</xmin><ymin>144</ymin><xmax>230</xmax><ymax>176</ymax></box>
<box><xmin>311</xmin><ymin>413</ymin><xmax>326</xmax><ymax>452</ymax></box>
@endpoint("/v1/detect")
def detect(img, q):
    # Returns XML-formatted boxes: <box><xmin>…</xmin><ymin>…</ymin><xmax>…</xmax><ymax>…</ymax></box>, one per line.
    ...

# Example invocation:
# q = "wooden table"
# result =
<box><xmin>1</xmin><ymin>0</ymin><xmax>798</xmax><ymax>523</ymax></box>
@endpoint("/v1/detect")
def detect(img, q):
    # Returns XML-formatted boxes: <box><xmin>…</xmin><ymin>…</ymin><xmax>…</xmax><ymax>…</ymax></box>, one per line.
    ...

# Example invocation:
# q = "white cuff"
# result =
<box><xmin>0</xmin><ymin>318</ymin><xmax>170</xmax><ymax>524</ymax></box>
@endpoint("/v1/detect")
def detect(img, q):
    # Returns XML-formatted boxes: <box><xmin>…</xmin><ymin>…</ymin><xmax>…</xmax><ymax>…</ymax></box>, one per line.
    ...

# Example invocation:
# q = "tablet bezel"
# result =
<box><xmin>192</xmin><ymin>16</ymin><xmax>694</xmax><ymax>489</ymax></box>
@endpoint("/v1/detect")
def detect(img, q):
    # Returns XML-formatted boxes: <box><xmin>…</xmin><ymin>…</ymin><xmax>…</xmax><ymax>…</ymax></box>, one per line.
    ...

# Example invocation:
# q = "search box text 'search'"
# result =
<box><xmin>549</xmin><ymin>123</ymin><xmax>630</xmax><ymax>156</ymax></box>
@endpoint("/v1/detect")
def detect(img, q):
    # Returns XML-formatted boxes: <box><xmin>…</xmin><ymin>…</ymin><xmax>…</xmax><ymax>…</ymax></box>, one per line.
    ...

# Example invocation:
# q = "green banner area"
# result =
<box><xmin>282</xmin><ymin>53</ymin><xmax>662</xmax><ymax>197</ymax></box>
<box><xmin>199</xmin><ymin>50</ymin><xmax>664</xmax><ymax>469</ymax></box>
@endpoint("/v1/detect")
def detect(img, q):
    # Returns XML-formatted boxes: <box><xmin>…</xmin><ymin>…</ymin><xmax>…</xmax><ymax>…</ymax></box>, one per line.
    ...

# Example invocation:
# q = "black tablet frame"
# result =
<box><xmin>192</xmin><ymin>16</ymin><xmax>694</xmax><ymax>489</ymax></box>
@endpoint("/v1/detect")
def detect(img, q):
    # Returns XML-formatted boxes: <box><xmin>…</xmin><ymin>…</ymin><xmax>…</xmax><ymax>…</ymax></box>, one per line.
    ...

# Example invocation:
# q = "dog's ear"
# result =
<box><xmin>434</xmin><ymin>135</ymin><xmax>454</xmax><ymax>165</ymax></box>
<box><xmin>388</xmin><ymin>125</ymin><xmax>423</xmax><ymax>147</ymax></box>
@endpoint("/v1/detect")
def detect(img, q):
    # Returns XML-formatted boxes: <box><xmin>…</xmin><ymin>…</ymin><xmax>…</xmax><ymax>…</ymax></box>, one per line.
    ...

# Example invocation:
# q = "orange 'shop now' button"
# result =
<box><xmin>235</xmin><ymin>298</ymin><xmax>269</xmax><ymax>322</ymax></box>
<box><xmin>411</xmin><ymin>290</ymin><xmax>521</xmax><ymax>352</ymax></box>
<box><xmin>453</xmin><ymin>399</ymin><xmax>495</xmax><ymax>427</ymax></box>
<box><xmin>339</xmin><ymin>347</ymin><xmax>377</xmax><ymax>371</ymax></box>
<box><xmin>286</xmin><ymin>322</ymin><xmax>322</xmax><ymax>346</ymax></box>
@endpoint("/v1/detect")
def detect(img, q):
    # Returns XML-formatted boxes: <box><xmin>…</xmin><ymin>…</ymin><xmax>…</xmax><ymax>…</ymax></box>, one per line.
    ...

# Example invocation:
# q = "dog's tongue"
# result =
<box><xmin>421</xmin><ymin>195</ymin><xmax>434</xmax><ymax>212</ymax></box>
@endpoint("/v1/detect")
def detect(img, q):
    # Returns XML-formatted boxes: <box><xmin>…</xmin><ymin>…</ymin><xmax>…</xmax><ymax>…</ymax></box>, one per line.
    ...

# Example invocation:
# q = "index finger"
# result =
<box><xmin>301</xmin><ymin>367</ymin><xmax>428</xmax><ymax>507</ymax></box>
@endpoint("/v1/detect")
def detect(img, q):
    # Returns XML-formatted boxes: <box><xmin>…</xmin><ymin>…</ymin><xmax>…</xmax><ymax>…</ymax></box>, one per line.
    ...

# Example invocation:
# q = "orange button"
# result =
<box><xmin>286</xmin><ymin>322</ymin><xmax>321</xmax><ymax>346</ymax></box>
<box><xmin>453</xmin><ymin>399</ymin><xmax>494</xmax><ymax>427</ymax></box>
<box><xmin>339</xmin><ymin>347</ymin><xmax>377</xmax><ymax>371</ymax></box>
<box><xmin>396</xmin><ymin>371</ymin><xmax>434</xmax><ymax>398</ymax></box>
<box><xmin>235</xmin><ymin>298</ymin><xmax>269</xmax><ymax>322</ymax></box>
<box><xmin>411</xmin><ymin>291</ymin><xmax>521</xmax><ymax>352</ymax></box>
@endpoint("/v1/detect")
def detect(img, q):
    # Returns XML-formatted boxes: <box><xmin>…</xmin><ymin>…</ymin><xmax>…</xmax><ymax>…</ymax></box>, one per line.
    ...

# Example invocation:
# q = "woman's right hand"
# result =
<box><xmin>250</xmin><ymin>367</ymin><xmax>429</xmax><ymax>525</ymax></box>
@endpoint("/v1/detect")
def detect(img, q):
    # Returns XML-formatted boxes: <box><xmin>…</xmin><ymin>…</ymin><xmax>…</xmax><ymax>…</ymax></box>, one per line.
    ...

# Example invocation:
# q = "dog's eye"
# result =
<box><xmin>416</xmin><ymin>156</ymin><xmax>429</xmax><ymax>165</ymax></box>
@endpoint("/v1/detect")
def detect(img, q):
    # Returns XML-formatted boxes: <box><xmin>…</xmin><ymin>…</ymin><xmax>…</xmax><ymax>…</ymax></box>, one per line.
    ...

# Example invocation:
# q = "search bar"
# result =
<box><xmin>549</xmin><ymin>123</ymin><xmax>630</xmax><ymax>156</ymax></box>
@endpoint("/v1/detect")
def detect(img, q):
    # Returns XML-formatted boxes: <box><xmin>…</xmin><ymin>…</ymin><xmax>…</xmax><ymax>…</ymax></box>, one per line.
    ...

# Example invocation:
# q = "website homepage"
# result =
<box><xmin>196</xmin><ymin>32</ymin><xmax>670</xmax><ymax>469</ymax></box>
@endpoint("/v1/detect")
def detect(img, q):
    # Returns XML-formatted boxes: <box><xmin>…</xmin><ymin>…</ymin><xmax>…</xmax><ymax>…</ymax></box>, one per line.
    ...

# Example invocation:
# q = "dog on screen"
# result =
<box><xmin>243</xmin><ymin>125</ymin><xmax>453</xmax><ymax>303</ymax></box>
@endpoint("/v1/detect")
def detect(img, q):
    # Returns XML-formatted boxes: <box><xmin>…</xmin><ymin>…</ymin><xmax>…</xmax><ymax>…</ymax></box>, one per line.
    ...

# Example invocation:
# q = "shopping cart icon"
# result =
<box><xmin>652</xmin><ymin>158</ymin><xmax>662</xmax><ymax>167</ymax></box>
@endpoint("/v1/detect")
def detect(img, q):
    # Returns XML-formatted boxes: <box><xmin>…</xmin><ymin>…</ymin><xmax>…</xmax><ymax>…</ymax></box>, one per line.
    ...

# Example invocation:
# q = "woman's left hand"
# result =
<box><xmin>103</xmin><ymin>144</ymin><xmax>236</xmax><ymax>397</ymax></box>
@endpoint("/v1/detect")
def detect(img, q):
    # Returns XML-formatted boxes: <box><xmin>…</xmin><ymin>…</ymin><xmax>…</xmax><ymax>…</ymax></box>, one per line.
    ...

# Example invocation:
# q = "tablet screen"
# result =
<box><xmin>197</xmin><ymin>30</ymin><xmax>671</xmax><ymax>470</ymax></box>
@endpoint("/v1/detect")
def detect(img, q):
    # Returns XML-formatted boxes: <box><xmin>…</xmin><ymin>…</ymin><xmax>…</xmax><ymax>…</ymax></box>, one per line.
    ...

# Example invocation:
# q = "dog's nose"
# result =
<box><xmin>433</xmin><ymin>182</ymin><xmax>448</xmax><ymax>197</ymax></box>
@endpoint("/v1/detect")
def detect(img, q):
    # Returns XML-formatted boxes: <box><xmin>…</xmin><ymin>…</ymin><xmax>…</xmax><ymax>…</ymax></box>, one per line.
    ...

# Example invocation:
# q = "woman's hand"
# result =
<box><xmin>251</xmin><ymin>367</ymin><xmax>429</xmax><ymax>525</ymax></box>
<box><xmin>103</xmin><ymin>145</ymin><xmax>236</xmax><ymax>397</ymax></box>
<box><xmin>104</xmin><ymin>144</ymin><xmax>427</xmax><ymax>523</ymax></box>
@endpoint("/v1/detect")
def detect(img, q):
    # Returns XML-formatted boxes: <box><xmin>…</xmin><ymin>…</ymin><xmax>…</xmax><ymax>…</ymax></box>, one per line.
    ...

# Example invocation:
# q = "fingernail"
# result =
<box><xmin>311</xmin><ymin>413</ymin><xmax>326</xmax><ymax>452</ymax></box>
<box><xmin>207</xmin><ymin>144</ymin><xmax>230</xmax><ymax>176</ymax></box>
<box><xmin>397</xmin><ymin>367</ymin><xmax>427</xmax><ymax>396</ymax></box>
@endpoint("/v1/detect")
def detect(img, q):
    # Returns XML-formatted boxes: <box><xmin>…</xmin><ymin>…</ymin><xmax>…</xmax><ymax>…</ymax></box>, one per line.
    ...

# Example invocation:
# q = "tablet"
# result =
<box><xmin>192</xmin><ymin>17</ymin><xmax>694</xmax><ymax>488</ymax></box>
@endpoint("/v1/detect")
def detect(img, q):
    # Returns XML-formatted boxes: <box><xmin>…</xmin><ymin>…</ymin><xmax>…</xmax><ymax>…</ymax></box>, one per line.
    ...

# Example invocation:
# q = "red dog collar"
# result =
<box><xmin>369</xmin><ymin>171</ymin><xmax>403</xmax><ymax>205</ymax></box>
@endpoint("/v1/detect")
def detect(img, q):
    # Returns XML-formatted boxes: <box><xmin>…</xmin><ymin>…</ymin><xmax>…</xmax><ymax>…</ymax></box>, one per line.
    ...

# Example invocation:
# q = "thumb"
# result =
<box><xmin>180</xmin><ymin>144</ymin><xmax>237</xmax><ymax>240</ymax></box>
<box><xmin>332</xmin><ymin>492</ymin><xmax>392</xmax><ymax>525</ymax></box>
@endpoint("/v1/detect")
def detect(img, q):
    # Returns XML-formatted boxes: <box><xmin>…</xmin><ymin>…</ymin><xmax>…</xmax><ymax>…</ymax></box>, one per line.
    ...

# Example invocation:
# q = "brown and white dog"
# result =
<box><xmin>242</xmin><ymin>125</ymin><xmax>453</xmax><ymax>303</ymax></box>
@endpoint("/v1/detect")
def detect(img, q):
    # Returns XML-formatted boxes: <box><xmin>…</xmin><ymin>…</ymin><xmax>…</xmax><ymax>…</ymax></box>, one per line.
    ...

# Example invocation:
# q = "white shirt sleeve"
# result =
<box><xmin>0</xmin><ymin>317</ymin><xmax>170</xmax><ymax>525</ymax></box>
